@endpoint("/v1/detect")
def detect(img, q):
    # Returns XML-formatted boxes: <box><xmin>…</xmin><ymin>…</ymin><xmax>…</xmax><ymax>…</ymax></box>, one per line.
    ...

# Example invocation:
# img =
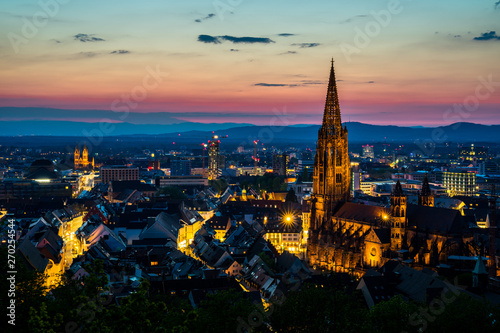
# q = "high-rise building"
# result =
<box><xmin>297</xmin><ymin>160</ymin><xmax>314</xmax><ymax>180</ymax></box>
<box><xmin>309</xmin><ymin>61</ymin><xmax>351</xmax><ymax>242</ymax></box>
<box><xmin>208</xmin><ymin>137</ymin><xmax>221</xmax><ymax>180</ymax></box>
<box><xmin>272</xmin><ymin>153</ymin><xmax>288</xmax><ymax>176</ymax></box>
<box><xmin>478</xmin><ymin>161</ymin><xmax>498</xmax><ymax>176</ymax></box>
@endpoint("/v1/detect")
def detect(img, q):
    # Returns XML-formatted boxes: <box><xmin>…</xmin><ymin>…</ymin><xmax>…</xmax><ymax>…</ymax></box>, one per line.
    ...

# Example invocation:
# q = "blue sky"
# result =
<box><xmin>0</xmin><ymin>0</ymin><xmax>499</xmax><ymax>126</ymax></box>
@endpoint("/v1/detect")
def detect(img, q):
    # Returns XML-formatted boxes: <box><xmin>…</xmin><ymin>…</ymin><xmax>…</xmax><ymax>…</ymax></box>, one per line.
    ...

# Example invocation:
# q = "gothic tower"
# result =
<box><xmin>418</xmin><ymin>174</ymin><xmax>434</xmax><ymax>207</ymax></box>
<box><xmin>74</xmin><ymin>145</ymin><xmax>80</xmax><ymax>167</ymax></box>
<box><xmin>390</xmin><ymin>180</ymin><xmax>407</xmax><ymax>251</ymax></box>
<box><xmin>82</xmin><ymin>144</ymin><xmax>88</xmax><ymax>162</ymax></box>
<box><xmin>310</xmin><ymin>61</ymin><xmax>351</xmax><ymax>240</ymax></box>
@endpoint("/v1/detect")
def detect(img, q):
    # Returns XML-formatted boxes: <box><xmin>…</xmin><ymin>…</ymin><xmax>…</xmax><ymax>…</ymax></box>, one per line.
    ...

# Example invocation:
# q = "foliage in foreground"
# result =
<box><xmin>2</xmin><ymin>249</ymin><xmax>500</xmax><ymax>333</ymax></box>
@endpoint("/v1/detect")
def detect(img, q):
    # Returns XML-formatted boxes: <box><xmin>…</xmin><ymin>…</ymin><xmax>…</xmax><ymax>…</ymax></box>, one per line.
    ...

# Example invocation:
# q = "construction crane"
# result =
<box><xmin>201</xmin><ymin>142</ymin><xmax>208</xmax><ymax>170</ymax></box>
<box><xmin>253</xmin><ymin>140</ymin><xmax>260</xmax><ymax>173</ymax></box>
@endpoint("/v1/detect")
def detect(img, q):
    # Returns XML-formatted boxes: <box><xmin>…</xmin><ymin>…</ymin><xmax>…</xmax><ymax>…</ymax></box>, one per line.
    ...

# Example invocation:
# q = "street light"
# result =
<box><xmin>283</xmin><ymin>214</ymin><xmax>294</xmax><ymax>227</ymax></box>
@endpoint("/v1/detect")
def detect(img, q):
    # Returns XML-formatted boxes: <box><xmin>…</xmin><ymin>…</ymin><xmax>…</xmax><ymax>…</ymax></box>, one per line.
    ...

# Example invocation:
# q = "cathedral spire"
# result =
<box><xmin>393</xmin><ymin>179</ymin><xmax>404</xmax><ymax>197</ymax></box>
<box><xmin>418</xmin><ymin>173</ymin><xmax>434</xmax><ymax>207</ymax></box>
<box><xmin>421</xmin><ymin>174</ymin><xmax>431</xmax><ymax>197</ymax></box>
<box><xmin>321</xmin><ymin>59</ymin><xmax>342</xmax><ymax>136</ymax></box>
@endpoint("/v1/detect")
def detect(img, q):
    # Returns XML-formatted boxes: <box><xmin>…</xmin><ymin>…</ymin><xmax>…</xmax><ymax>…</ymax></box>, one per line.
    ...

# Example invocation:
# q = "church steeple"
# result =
<box><xmin>310</xmin><ymin>60</ymin><xmax>351</xmax><ymax>235</ymax></box>
<box><xmin>418</xmin><ymin>174</ymin><xmax>434</xmax><ymax>207</ymax></box>
<box><xmin>421</xmin><ymin>174</ymin><xmax>431</xmax><ymax>196</ymax></box>
<box><xmin>320</xmin><ymin>59</ymin><xmax>343</xmax><ymax>137</ymax></box>
<box><xmin>393</xmin><ymin>179</ymin><xmax>404</xmax><ymax>197</ymax></box>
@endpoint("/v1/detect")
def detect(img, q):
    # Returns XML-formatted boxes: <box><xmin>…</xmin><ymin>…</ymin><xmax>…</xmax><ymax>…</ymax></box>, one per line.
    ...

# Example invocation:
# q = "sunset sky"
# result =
<box><xmin>1</xmin><ymin>0</ymin><xmax>499</xmax><ymax>126</ymax></box>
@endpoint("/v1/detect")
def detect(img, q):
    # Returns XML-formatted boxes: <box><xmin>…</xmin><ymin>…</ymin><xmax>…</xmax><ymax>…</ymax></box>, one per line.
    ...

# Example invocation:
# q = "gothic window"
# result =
<box><xmin>336</xmin><ymin>173</ymin><xmax>341</xmax><ymax>183</ymax></box>
<box><xmin>336</xmin><ymin>148</ymin><xmax>342</xmax><ymax>165</ymax></box>
<box><xmin>401</xmin><ymin>209</ymin><xmax>405</xmax><ymax>217</ymax></box>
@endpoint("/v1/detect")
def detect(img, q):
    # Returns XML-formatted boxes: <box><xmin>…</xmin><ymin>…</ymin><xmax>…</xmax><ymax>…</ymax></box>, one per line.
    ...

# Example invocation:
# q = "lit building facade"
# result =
<box><xmin>101</xmin><ymin>166</ymin><xmax>139</xmax><ymax>184</ymax></box>
<box><xmin>443</xmin><ymin>171</ymin><xmax>477</xmax><ymax>196</ymax></box>
<box><xmin>177</xmin><ymin>221</ymin><xmax>204</xmax><ymax>256</ymax></box>
<box><xmin>458</xmin><ymin>144</ymin><xmax>488</xmax><ymax>165</ymax></box>
<box><xmin>264</xmin><ymin>215</ymin><xmax>303</xmax><ymax>255</ymax></box>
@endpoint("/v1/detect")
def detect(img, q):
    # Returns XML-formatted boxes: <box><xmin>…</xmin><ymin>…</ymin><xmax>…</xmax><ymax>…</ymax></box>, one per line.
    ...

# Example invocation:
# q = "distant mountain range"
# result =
<box><xmin>170</xmin><ymin>122</ymin><xmax>500</xmax><ymax>144</ymax></box>
<box><xmin>0</xmin><ymin>120</ymin><xmax>252</xmax><ymax>136</ymax></box>
<box><xmin>0</xmin><ymin>121</ymin><xmax>499</xmax><ymax>144</ymax></box>
<box><xmin>0</xmin><ymin>107</ymin><xmax>499</xmax><ymax>143</ymax></box>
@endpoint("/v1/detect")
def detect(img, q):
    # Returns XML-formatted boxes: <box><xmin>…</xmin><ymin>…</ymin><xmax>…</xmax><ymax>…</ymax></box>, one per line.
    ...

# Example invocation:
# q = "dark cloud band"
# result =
<box><xmin>473</xmin><ymin>31</ymin><xmax>500</xmax><ymax>41</ymax></box>
<box><xmin>198</xmin><ymin>35</ymin><xmax>275</xmax><ymax>44</ymax></box>
<box><xmin>73</xmin><ymin>33</ymin><xmax>105</xmax><ymax>42</ymax></box>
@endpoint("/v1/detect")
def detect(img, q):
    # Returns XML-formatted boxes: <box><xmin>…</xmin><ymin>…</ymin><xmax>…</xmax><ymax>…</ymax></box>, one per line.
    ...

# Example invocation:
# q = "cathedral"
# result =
<box><xmin>74</xmin><ymin>144</ymin><xmax>94</xmax><ymax>169</ymax></box>
<box><xmin>306</xmin><ymin>62</ymin><xmax>475</xmax><ymax>275</ymax></box>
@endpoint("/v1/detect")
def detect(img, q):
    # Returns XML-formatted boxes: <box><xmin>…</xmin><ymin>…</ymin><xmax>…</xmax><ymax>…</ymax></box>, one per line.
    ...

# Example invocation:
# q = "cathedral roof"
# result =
<box><xmin>334</xmin><ymin>202</ymin><xmax>386</xmax><ymax>224</ymax></box>
<box><xmin>365</xmin><ymin>228</ymin><xmax>391</xmax><ymax>244</ymax></box>
<box><xmin>406</xmin><ymin>204</ymin><xmax>465</xmax><ymax>234</ymax></box>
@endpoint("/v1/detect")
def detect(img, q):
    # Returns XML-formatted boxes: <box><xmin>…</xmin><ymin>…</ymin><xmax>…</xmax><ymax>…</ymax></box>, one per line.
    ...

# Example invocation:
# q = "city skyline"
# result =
<box><xmin>1</xmin><ymin>0</ymin><xmax>500</xmax><ymax>127</ymax></box>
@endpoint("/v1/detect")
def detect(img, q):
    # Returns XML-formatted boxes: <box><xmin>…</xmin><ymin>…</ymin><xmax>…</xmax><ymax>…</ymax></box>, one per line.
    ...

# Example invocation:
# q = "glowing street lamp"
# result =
<box><xmin>283</xmin><ymin>214</ymin><xmax>294</xmax><ymax>226</ymax></box>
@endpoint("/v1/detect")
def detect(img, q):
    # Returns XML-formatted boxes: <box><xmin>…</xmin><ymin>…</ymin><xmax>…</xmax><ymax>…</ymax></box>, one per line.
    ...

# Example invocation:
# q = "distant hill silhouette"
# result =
<box><xmin>0</xmin><ymin>106</ymin><xmax>498</xmax><ymax>143</ymax></box>
<box><xmin>155</xmin><ymin>122</ymin><xmax>500</xmax><ymax>143</ymax></box>
<box><xmin>0</xmin><ymin>120</ymin><xmax>498</xmax><ymax>144</ymax></box>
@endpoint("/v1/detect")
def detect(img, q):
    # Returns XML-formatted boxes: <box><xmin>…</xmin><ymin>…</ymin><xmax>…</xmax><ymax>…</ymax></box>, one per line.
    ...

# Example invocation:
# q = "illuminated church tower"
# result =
<box><xmin>310</xmin><ymin>61</ymin><xmax>351</xmax><ymax>241</ymax></box>
<box><xmin>390</xmin><ymin>180</ymin><xmax>407</xmax><ymax>251</ymax></box>
<box><xmin>75</xmin><ymin>145</ymin><xmax>80</xmax><ymax>162</ymax></box>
